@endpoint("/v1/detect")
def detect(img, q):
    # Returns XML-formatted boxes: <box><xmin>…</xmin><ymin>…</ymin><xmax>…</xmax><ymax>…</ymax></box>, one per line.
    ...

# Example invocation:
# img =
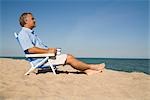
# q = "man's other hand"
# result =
<box><xmin>48</xmin><ymin>48</ymin><xmax>57</xmax><ymax>54</ymax></box>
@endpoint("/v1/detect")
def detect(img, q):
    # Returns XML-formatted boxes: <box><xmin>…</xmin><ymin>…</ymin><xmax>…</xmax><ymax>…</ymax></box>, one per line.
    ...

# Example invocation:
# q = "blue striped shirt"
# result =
<box><xmin>18</xmin><ymin>27</ymin><xmax>48</xmax><ymax>66</ymax></box>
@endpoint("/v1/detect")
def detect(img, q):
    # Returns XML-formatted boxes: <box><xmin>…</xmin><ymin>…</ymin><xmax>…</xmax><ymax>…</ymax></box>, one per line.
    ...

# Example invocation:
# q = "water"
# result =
<box><xmin>78</xmin><ymin>58</ymin><xmax>150</xmax><ymax>74</ymax></box>
<box><xmin>1</xmin><ymin>57</ymin><xmax>150</xmax><ymax>74</ymax></box>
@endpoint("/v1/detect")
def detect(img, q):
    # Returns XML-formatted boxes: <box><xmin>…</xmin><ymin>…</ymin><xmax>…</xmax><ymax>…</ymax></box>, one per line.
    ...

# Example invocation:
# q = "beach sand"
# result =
<box><xmin>0</xmin><ymin>58</ymin><xmax>150</xmax><ymax>100</ymax></box>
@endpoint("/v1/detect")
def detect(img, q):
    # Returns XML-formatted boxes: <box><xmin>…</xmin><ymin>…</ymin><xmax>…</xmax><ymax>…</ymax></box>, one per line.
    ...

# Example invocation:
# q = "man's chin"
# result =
<box><xmin>30</xmin><ymin>26</ymin><xmax>36</xmax><ymax>30</ymax></box>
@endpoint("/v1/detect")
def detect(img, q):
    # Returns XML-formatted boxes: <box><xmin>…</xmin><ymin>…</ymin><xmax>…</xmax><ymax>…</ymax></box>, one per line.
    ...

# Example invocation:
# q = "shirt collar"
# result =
<box><xmin>22</xmin><ymin>27</ymin><xmax>34</xmax><ymax>33</ymax></box>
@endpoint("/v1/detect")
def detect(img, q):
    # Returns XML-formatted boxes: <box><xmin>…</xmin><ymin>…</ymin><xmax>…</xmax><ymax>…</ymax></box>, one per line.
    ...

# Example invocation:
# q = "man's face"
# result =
<box><xmin>25</xmin><ymin>14</ymin><xmax>36</xmax><ymax>29</ymax></box>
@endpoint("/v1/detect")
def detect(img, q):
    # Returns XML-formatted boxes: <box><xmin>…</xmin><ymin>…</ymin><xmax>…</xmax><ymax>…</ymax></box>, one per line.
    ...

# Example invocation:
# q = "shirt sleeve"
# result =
<box><xmin>18</xmin><ymin>32</ymin><xmax>34</xmax><ymax>51</ymax></box>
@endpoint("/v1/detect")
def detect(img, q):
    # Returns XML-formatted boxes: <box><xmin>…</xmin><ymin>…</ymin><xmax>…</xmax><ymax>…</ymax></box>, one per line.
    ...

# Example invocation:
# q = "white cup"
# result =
<box><xmin>57</xmin><ymin>48</ymin><xmax>61</xmax><ymax>55</ymax></box>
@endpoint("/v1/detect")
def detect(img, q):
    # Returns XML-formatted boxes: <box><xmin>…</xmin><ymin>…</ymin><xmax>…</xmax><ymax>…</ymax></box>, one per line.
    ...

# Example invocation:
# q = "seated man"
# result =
<box><xmin>18</xmin><ymin>12</ymin><xmax>105</xmax><ymax>75</ymax></box>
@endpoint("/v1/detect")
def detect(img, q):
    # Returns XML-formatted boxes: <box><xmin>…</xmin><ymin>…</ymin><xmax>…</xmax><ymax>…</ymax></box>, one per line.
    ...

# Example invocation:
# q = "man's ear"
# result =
<box><xmin>24</xmin><ymin>18</ymin><xmax>28</xmax><ymax>23</ymax></box>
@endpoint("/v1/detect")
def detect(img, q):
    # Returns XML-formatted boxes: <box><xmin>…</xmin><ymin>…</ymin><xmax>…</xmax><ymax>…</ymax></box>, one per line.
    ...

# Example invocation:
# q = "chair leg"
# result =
<box><xmin>24</xmin><ymin>67</ymin><xmax>36</xmax><ymax>75</ymax></box>
<box><xmin>48</xmin><ymin>59</ymin><xmax>56</xmax><ymax>74</ymax></box>
<box><xmin>25</xmin><ymin>57</ymin><xmax>49</xmax><ymax>75</ymax></box>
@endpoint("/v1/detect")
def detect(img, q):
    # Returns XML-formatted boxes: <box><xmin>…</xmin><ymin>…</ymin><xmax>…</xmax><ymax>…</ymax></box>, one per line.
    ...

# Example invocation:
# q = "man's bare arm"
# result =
<box><xmin>27</xmin><ymin>47</ymin><xmax>57</xmax><ymax>54</ymax></box>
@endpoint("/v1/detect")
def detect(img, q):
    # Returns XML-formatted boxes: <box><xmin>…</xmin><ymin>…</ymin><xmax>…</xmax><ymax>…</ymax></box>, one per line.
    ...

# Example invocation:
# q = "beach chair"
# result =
<box><xmin>14</xmin><ymin>32</ymin><xmax>57</xmax><ymax>75</ymax></box>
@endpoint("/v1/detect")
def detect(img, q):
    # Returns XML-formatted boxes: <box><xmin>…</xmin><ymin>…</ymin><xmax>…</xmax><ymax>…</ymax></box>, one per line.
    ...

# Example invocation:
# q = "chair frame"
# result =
<box><xmin>14</xmin><ymin>32</ymin><xmax>56</xmax><ymax>75</ymax></box>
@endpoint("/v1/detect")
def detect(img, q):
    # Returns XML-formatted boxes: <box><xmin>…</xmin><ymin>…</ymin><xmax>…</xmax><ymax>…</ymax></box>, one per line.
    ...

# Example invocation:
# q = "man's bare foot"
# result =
<box><xmin>84</xmin><ymin>69</ymin><xmax>102</xmax><ymax>75</ymax></box>
<box><xmin>98</xmin><ymin>63</ymin><xmax>105</xmax><ymax>70</ymax></box>
<box><xmin>90</xmin><ymin>63</ymin><xmax>105</xmax><ymax>71</ymax></box>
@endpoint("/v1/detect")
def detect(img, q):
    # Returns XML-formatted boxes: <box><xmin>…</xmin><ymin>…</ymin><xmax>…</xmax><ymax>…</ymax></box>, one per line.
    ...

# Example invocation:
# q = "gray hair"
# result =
<box><xmin>19</xmin><ymin>12</ymin><xmax>32</xmax><ymax>27</ymax></box>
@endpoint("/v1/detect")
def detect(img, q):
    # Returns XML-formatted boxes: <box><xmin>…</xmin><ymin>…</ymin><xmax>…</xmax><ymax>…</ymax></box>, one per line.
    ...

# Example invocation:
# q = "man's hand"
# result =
<box><xmin>48</xmin><ymin>48</ymin><xmax>57</xmax><ymax>54</ymax></box>
<box><xmin>27</xmin><ymin>47</ymin><xmax>57</xmax><ymax>54</ymax></box>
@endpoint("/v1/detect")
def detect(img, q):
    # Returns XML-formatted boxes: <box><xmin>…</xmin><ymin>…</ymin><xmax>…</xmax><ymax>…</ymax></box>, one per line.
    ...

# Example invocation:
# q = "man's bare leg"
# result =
<box><xmin>65</xmin><ymin>54</ymin><xmax>105</xmax><ymax>75</ymax></box>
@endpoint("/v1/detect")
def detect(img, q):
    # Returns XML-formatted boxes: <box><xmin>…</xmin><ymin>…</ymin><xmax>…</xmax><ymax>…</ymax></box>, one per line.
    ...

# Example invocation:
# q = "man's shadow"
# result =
<box><xmin>36</xmin><ymin>67</ymin><xmax>85</xmax><ymax>75</ymax></box>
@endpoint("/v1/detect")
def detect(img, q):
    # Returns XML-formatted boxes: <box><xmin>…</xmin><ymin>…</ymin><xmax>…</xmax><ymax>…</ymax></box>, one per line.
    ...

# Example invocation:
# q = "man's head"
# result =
<box><xmin>19</xmin><ymin>12</ymin><xmax>36</xmax><ymax>29</ymax></box>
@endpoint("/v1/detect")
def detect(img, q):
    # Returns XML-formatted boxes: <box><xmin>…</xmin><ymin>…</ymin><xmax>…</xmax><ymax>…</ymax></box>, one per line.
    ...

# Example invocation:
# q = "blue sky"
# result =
<box><xmin>0</xmin><ymin>0</ymin><xmax>149</xmax><ymax>58</ymax></box>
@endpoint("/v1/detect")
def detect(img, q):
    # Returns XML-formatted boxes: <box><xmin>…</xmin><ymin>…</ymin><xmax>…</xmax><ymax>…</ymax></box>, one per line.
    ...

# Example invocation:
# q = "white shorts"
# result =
<box><xmin>48</xmin><ymin>54</ymin><xmax>67</xmax><ymax>65</ymax></box>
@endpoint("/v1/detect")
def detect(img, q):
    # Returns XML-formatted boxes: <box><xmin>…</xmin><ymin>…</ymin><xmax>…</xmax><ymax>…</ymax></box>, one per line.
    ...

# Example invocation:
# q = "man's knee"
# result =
<box><xmin>67</xmin><ymin>54</ymin><xmax>74</xmax><ymax>59</ymax></box>
<box><xmin>66</xmin><ymin>54</ymin><xmax>75</xmax><ymax>63</ymax></box>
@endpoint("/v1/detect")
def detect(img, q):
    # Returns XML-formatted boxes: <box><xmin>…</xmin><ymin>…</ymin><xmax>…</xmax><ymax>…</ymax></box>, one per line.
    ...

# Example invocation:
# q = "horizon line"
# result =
<box><xmin>0</xmin><ymin>56</ymin><xmax>149</xmax><ymax>60</ymax></box>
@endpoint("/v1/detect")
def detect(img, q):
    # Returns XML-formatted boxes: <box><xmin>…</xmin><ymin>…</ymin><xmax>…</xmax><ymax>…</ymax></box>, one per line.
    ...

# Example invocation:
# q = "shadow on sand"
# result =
<box><xmin>36</xmin><ymin>68</ymin><xmax>85</xmax><ymax>75</ymax></box>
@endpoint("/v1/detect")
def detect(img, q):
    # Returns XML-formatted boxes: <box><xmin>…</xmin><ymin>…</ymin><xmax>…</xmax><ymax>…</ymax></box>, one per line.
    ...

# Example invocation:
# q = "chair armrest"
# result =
<box><xmin>25</xmin><ymin>53</ymin><xmax>55</xmax><ymax>58</ymax></box>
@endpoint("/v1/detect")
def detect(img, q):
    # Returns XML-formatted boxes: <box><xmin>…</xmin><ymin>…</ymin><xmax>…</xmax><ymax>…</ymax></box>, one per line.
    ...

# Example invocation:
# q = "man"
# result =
<box><xmin>18</xmin><ymin>12</ymin><xmax>105</xmax><ymax>75</ymax></box>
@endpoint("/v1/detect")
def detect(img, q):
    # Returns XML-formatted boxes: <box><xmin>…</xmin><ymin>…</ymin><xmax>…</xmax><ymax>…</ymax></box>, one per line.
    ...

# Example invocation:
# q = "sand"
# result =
<box><xmin>0</xmin><ymin>58</ymin><xmax>150</xmax><ymax>100</ymax></box>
